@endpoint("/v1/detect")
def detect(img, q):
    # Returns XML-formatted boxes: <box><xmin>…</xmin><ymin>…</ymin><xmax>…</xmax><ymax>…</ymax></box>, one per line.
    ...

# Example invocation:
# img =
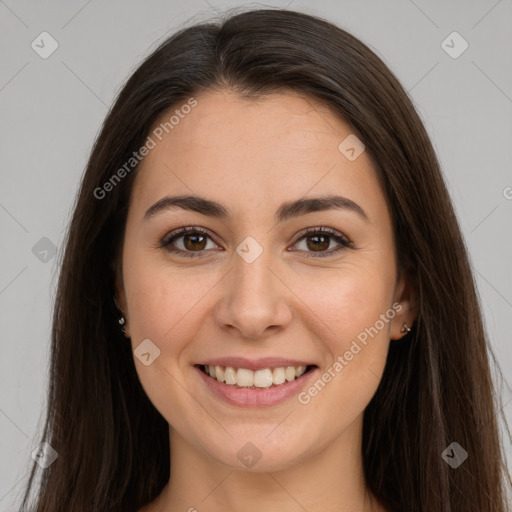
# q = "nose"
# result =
<box><xmin>214</xmin><ymin>243</ymin><xmax>293</xmax><ymax>340</ymax></box>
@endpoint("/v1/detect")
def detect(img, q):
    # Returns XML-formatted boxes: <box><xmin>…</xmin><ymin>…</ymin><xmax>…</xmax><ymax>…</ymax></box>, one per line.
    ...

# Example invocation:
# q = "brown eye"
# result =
<box><xmin>305</xmin><ymin>234</ymin><xmax>330</xmax><ymax>252</ymax></box>
<box><xmin>291</xmin><ymin>227</ymin><xmax>353</xmax><ymax>257</ymax></box>
<box><xmin>182</xmin><ymin>233</ymin><xmax>207</xmax><ymax>251</ymax></box>
<box><xmin>161</xmin><ymin>227</ymin><xmax>220</xmax><ymax>257</ymax></box>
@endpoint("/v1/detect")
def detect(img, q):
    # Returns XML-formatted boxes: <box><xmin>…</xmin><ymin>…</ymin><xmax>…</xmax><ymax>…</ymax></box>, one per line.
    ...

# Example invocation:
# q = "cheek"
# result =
<box><xmin>291</xmin><ymin>260</ymin><xmax>394</xmax><ymax>414</ymax></box>
<box><xmin>121</xmin><ymin>256</ymin><xmax>219</xmax><ymax>426</ymax></box>
<box><xmin>123</xmin><ymin>251</ymin><xmax>223</xmax><ymax>356</ymax></box>
<box><xmin>296</xmin><ymin>263</ymin><xmax>395</xmax><ymax>346</ymax></box>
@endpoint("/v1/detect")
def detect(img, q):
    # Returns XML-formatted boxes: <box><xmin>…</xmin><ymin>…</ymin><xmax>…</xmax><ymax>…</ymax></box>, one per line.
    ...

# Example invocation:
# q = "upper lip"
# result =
<box><xmin>196</xmin><ymin>357</ymin><xmax>316</xmax><ymax>371</ymax></box>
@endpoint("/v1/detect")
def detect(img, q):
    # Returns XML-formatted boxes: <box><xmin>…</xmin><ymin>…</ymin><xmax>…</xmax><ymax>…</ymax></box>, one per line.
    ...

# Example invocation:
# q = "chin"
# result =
<box><xmin>196</xmin><ymin>429</ymin><xmax>313</xmax><ymax>472</ymax></box>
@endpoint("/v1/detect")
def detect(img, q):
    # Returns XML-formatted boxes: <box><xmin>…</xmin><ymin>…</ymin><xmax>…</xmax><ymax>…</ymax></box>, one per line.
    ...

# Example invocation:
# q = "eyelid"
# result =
<box><xmin>288</xmin><ymin>226</ymin><xmax>354</xmax><ymax>257</ymax></box>
<box><xmin>160</xmin><ymin>225</ymin><xmax>354</xmax><ymax>257</ymax></box>
<box><xmin>160</xmin><ymin>226</ymin><xmax>222</xmax><ymax>255</ymax></box>
<box><xmin>292</xmin><ymin>226</ymin><xmax>353</xmax><ymax>246</ymax></box>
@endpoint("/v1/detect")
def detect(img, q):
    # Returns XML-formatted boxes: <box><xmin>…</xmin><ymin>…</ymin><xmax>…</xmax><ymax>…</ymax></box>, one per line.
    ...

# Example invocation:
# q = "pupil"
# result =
<box><xmin>308</xmin><ymin>235</ymin><xmax>329</xmax><ymax>251</ymax></box>
<box><xmin>185</xmin><ymin>234</ymin><xmax>206</xmax><ymax>250</ymax></box>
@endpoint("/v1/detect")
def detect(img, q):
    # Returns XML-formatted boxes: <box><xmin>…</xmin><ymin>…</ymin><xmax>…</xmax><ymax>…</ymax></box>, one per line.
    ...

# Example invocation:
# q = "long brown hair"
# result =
<box><xmin>19</xmin><ymin>7</ymin><xmax>511</xmax><ymax>511</ymax></box>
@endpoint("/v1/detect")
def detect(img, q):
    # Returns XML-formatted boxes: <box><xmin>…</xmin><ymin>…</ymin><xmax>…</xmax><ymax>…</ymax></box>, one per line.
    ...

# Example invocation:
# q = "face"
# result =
<box><xmin>115</xmin><ymin>89</ymin><xmax>414</xmax><ymax>472</ymax></box>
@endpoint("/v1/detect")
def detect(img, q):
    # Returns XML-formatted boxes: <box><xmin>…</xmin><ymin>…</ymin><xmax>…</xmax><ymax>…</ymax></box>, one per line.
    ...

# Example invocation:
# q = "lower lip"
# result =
<box><xmin>195</xmin><ymin>365</ymin><xmax>318</xmax><ymax>407</ymax></box>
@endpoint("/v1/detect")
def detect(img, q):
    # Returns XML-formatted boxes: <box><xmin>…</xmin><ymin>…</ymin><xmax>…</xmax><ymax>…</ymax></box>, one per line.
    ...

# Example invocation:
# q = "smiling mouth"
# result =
<box><xmin>196</xmin><ymin>364</ymin><xmax>316</xmax><ymax>389</ymax></box>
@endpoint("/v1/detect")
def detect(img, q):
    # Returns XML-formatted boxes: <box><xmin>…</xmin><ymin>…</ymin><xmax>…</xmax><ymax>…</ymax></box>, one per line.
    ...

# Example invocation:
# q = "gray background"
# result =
<box><xmin>1</xmin><ymin>0</ymin><xmax>511</xmax><ymax>509</ymax></box>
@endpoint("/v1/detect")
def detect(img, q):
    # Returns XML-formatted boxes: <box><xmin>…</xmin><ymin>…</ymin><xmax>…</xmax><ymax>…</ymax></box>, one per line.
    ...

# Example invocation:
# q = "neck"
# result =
<box><xmin>146</xmin><ymin>415</ymin><xmax>384</xmax><ymax>512</ymax></box>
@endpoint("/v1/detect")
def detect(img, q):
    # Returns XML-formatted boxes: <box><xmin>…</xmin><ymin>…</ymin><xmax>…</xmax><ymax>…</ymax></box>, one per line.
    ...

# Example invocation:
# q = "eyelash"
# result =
<box><xmin>159</xmin><ymin>225</ymin><xmax>354</xmax><ymax>258</ymax></box>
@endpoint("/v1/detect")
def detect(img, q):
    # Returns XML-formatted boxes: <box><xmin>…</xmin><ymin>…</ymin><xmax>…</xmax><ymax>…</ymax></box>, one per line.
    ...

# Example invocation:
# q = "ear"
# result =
<box><xmin>390</xmin><ymin>267</ymin><xmax>418</xmax><ymax>340</ymax></box>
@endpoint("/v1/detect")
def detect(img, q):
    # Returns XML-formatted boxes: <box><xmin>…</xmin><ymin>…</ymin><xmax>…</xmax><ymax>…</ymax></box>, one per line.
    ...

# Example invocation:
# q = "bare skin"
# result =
<box><xmin>115</xmin><ymin>88</ymin><xmax>417</xmax><ymax>512</ymax></box>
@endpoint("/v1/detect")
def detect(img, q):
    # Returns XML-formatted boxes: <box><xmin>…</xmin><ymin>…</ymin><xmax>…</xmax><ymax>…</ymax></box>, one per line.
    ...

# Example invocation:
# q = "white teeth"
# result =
<box><xmin>254</xmin><ymin>369</ymin><xmax>273</xmax><ymax>388</ymax></box>
<box><xmin>236</xmin><ymin>368</ymin><xmax>254</xmax><ymax>387</ymax></box>
<box><xmin>204</xmin><ymin>364</ymin><xmax>311</xmax><ymax>388</ymax></box>
<box><xmin>215</xmin><ymin>366</ymin><xmax>225</xmax><ymax>383</ymax></box>
<box><xmin>296</xmin><ymin>365</ymin><xmax>306</xmax><ymax>377</ymax></box>
<box><xmin>285</xmin><ymin>366</ymin><xmax>296</xmax><ymax>381</ymax></box>
<box><xmin>224</xmin><ymin>366</ymin><xmax>237</xmax><ymax>385</ymax></box>
<box><xmin>272</xmin><ymin>367</ymin><xmax>286</xmax><ymax>385</ymax></box>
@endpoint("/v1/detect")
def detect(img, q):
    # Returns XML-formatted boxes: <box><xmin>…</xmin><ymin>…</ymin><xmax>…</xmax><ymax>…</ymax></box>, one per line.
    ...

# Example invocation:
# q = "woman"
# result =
<box><xmin>20</xmin><ymin>7</ymin><xmax>511</xmax><ymax>512</ymax></box>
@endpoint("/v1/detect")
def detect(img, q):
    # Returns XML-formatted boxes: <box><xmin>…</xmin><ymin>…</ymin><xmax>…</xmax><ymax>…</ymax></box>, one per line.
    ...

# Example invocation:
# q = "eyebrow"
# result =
<box><xmin>143</xmin><ymin>194</ymin><xmax>369</xmax><ymax>223</ymax></box>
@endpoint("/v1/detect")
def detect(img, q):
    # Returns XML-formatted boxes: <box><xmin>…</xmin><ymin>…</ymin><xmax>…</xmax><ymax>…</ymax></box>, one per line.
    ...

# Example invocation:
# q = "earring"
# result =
<box><xmin>118</xmin><ymin>316</ymin><xmax>130</xmax><ymax>337</ymax></box>
<box><xmin>114</xmin><ymin>296</ymin><xmax>130</xmax><ymax>338</ymax></box>
<box><xmin>400</xmin><ymin>322</ymin><xmax>411</xmax><ymax>333</ymax></box>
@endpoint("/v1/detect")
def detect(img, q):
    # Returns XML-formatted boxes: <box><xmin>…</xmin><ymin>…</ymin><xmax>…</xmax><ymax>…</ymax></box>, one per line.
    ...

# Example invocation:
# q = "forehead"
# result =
<box><xmin>129</xmin><ymin>89</ymin><xmax>388</xmax><ymax>223</ymax></box>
